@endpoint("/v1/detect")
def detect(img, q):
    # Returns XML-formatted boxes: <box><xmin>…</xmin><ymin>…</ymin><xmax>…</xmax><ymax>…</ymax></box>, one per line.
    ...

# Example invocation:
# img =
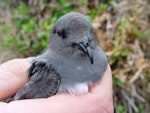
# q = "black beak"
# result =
<box><xmin>78</xmin><ymin>41</ymin><xmax>94</xmax><ymax>64</ymax></box>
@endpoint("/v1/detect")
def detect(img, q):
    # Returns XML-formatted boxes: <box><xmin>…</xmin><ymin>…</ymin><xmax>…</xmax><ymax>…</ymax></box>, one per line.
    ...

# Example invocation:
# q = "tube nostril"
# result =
<box><xmin>79</xmin><ymin>41</ymin><xmax>89</xmax><ymax>47</ymax></box>
<box><xmin>86</xmin><ymin>42</ymin><xmax>89</xmax><ymax>46</ymax></box>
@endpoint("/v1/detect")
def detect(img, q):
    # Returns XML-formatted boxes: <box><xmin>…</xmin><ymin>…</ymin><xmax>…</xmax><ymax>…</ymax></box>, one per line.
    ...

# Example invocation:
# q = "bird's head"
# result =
<box><xmin>49</xmin><ymin>12</ymin><xmax>97</xmax><ymax>64</ymax></box>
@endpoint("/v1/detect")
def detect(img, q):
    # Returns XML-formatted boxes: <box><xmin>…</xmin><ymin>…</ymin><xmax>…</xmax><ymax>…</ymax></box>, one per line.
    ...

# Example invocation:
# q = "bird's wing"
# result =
<box><xmin>5</xmin><ymin>60</ymin><xmax>61</xmax><ymax>102</ymax></box>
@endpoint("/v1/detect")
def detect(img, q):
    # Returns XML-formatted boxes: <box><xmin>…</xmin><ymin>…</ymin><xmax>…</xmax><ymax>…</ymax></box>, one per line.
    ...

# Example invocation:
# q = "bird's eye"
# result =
<box><xmin>57</xmin><ymin>31</ymin><xmax>62</xmax><ymax>36</ymax></box>
<box><xmin>57</xmin><ymin>29</ymin><xmax>66</xmax><ymax>39</ymax></box>
<box><xmin>71</xmin><ymin>43</ymin><xmax>76</xmax><ymax>48</ymax></box>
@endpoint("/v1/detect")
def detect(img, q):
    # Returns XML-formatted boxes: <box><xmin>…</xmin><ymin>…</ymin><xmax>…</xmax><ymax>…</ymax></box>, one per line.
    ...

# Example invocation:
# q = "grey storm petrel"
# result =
<box><xmin>5</xmin><ymin>12</ymin><xmax>108</xmax><ymax>102</ymax></box>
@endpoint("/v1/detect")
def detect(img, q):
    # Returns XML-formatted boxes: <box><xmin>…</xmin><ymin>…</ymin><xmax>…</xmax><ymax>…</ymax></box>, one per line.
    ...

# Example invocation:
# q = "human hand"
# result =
<box><xmin>0</xmin><ymin>58</ymin><xmax>113</xmax><ymax>113</ymax></box>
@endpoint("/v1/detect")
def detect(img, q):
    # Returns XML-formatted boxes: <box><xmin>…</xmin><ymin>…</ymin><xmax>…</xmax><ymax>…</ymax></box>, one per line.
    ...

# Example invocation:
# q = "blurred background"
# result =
<box><xmin>0</xmin><ymin>0</ymin><xmax>149</xmax><ymax>112</ymax></box>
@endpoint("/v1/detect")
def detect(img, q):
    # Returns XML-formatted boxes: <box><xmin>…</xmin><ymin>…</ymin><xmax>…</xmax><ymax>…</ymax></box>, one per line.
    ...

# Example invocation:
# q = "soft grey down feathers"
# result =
<box><xmin>5</xmin><ymin>12</ymin><xmax>108</xmax><ymax>102</ymax></box>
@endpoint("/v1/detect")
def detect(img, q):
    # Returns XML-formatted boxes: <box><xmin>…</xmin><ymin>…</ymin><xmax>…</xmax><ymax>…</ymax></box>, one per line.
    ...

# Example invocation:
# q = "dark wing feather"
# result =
<box><xmin>5</xmin><ymin>60</ymin><xmax>60</xmax><ymax>102</ymax></box>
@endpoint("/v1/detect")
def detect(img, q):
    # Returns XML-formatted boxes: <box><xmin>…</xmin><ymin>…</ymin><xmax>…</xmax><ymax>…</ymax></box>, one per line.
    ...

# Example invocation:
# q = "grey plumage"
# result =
<box><xmin>5</xmin><ymin>12</ymin><xmax>107</xmax><ymax>102</ymax></box>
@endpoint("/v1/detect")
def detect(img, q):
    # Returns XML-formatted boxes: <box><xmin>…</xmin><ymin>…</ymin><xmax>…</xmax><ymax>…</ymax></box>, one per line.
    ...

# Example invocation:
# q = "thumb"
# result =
<box><xmin>0</xmin><ymin>59</ymin><xmax>30</xmax><ymax>100</ymax></box>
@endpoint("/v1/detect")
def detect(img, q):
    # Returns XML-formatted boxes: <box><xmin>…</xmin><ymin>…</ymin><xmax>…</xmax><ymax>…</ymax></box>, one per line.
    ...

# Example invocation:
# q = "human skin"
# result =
<box><xmin>0</xmin><ymin>58</ymin><xmax>113</xmax><ymax>113</ymax></box>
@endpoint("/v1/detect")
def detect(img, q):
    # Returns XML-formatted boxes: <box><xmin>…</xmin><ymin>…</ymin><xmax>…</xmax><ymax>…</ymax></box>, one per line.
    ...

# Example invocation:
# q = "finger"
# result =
<box><xmin>91</xmin><ymin>65</ymin><xmax>112</xmax><ymax>95</ymax></box>
<box><xmin>0</xmin><ymin>59</ymin><xmax>30</xmax><ymax>100</ymax></box>
<box><xmin>90</xmin><ymin>65</ymin><xmax>113</xmax><ymax>112</ymax></box>
<box><xmin>0</xmin><ymin>92</ymin><xmax>111</xmax><ymax>113</ymax></box>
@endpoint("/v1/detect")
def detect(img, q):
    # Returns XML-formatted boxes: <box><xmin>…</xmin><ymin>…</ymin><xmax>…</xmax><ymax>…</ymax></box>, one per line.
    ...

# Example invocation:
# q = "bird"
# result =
<box><xmin>4</xmin><ymin>12</ymin><xmax>108</xmax><ymax>102</ymax></box>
